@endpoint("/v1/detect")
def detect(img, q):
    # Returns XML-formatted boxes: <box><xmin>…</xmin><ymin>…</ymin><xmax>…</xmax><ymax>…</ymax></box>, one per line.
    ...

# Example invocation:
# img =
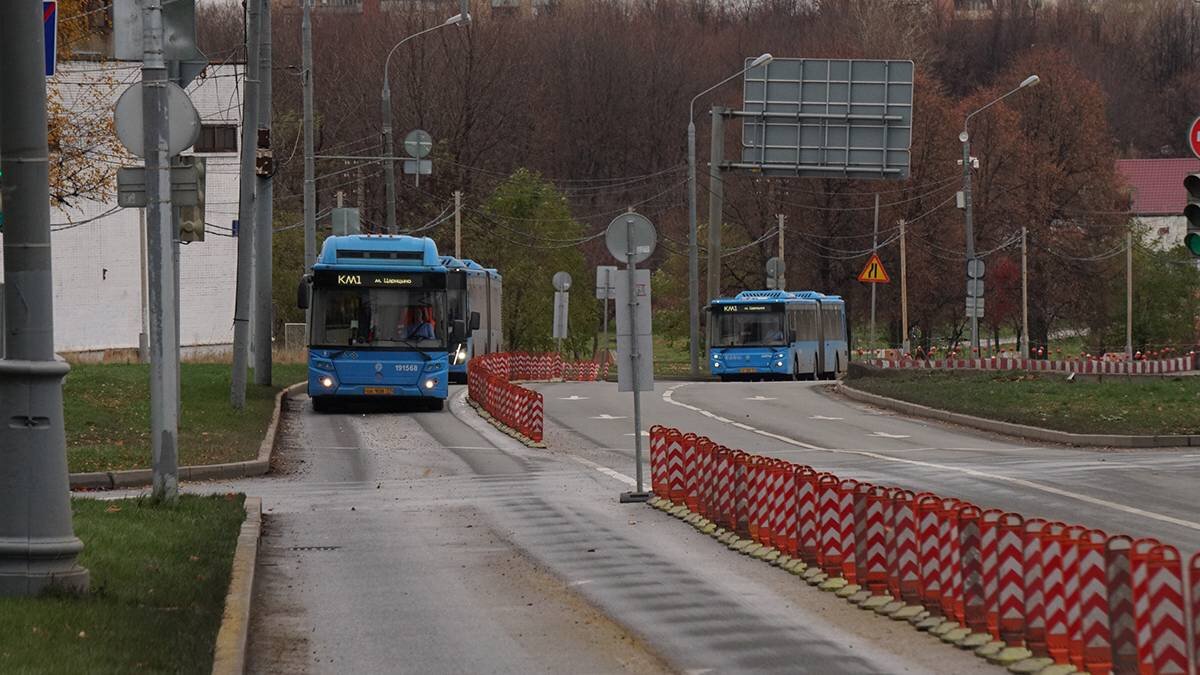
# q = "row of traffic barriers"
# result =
<box><xmin>648</xmin><ymin>426</ymin><xmax>1200</xmax><ymax>675</ymax></box>
<box><xmin>466</xmin><ymin>353</ymin><xmax>607</xmax><ymax>444</ymax></box>
<box><xmin>472</xmin><ymin>352</ymin><xmax>610</xmax><ymax>383</ymax></box>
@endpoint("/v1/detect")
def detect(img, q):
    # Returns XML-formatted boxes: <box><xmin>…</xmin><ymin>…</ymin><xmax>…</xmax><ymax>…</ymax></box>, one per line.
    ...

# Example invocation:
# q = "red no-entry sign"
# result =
<box><xmin>1189</xmin><ymin>116</ymin><xmax>1200</xmax><ymax>159</ymax></box>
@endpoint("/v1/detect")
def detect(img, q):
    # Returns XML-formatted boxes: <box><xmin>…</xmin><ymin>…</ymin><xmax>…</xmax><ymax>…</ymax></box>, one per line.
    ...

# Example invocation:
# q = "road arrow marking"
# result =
<box><xmin>810</xmin><ymin>415</ymin><xmax>844</xmax><ymax>421</ymax></box>
<box><xmin>745</xmin><ymin>395</ymin><xmax>777</xmax><ymax>401</ymax></box>
<box><xmin>590</xmin><ymin>414</ymin><xmax>627</xmax><ymax>420</ymax></box>
<box><xmin>559</xmin><ymin>395</ymin><xmax>589</xmax><ymax>400</ymax></box>
<box><xmin>869</xmin><ymin>431</ymin><xmax>911</xmax><ymax>439</ymax></box>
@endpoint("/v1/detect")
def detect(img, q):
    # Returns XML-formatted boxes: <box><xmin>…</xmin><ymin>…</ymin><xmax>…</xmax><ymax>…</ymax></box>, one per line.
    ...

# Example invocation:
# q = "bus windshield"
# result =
<box><xmin>311</xmin><ymin>287</ymin><xmax>447</xmax><ymax>349</ymax></box>
<box><xmin>710</xmin><ymin>309</ymin><xmax>787</xmax><ymax>347</ymax></box>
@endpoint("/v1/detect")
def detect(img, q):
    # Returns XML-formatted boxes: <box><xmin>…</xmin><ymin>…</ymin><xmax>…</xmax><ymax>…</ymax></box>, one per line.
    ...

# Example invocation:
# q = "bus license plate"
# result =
<box><xmin>363</xmin><ymin>387</ymin><xmax>393</xmax><ymax>395</ymax></box>
<box><xmin>739</xmin><ymin>368</ymin><xmax>756</xmax><ymax>373</ymax></box>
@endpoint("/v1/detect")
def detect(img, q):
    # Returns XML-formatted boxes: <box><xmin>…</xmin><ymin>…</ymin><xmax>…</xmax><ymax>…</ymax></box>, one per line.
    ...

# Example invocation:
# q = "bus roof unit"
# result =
<box><xmin>316</xmin><ymin>235</ymin><xmax>444</xmax><ymax>270</ymax></box>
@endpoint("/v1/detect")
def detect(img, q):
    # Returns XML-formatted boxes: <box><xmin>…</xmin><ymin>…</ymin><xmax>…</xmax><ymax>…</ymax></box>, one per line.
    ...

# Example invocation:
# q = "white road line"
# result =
<box><xmin>559</xmin><ymin>395</ymin><xmax>589</xmax><ymax>400</ymax></box>
<box><xmin>868</xmin><ymin>431</ymin><xmax>911</xmax><ymax>439</ymax></box>
<box><xmin>571</xmin><ymin>456</ymin><xmax>637</xmax><ymax>486</ymax></box>
<box><xmin>810</xmin><ymin>415</ymin><xmax>844</xmax><ymax>421</ymax></box>
<box><xmin>590</xmin><ymin>414</ymin><xmax>627</xmax><ymax>420</ymax></box>
<box><xmin>663</xmin><ymin>384</ymin><xmax>1200</xmax><ymax>532</ymax></box>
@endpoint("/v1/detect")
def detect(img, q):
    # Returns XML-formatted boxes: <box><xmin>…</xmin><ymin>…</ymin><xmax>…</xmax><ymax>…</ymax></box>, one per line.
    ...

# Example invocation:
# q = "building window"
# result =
<box><xmin>194</xmin><ymin>124</ymin><xmax>238</xmax><ymax>153</ymax></box>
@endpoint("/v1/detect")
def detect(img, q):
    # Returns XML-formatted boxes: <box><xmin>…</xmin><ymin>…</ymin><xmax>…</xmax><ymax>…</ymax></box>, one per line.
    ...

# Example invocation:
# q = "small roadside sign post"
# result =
<box><xmin>1189</xmin><ymin>117</ymin><xmax>1200</xmax><ymax>159</ymax></box>
<box><xmin>552</xmin><ymin>271</ymin><xmax>571</xmax><ymax>352</ymax></box>
<box><xmin>595</xmin><ymin>265</ymin><xmax>617</xmax><ymax>351</ymax></box>
<box><xmin>607</xmin><ymin>212</ymin><xmax>656</xmax><ymax>503</ymax></box>
<box><xmin>44</xmin><ymin>2</ymin><xmax>57</xmax><ymax>77</ymax></box>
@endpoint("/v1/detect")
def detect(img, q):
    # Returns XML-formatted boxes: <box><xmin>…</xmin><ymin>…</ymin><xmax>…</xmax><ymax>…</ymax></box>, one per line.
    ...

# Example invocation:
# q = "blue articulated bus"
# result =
<box><xmin>441</xmin><ymin>256</ymin><xmax>503</xmax><ymax>383</ymax></box>
<box><xmin>298</xmin><ymin>235</ymin><xmax>478</xmax><ymax>412</ymax></box>
<box><xmin>708</xmin><ymin>290</ymin><xmax>849</xmax><ymax>381</ymax></box>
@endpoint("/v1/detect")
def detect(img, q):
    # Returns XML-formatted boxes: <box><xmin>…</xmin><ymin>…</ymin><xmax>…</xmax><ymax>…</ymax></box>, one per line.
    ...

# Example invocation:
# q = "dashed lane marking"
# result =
<box><xmin>810</xmin><ymin>415</ymin><xmax>844</xmax><ymax>421</ymax></box>
<box><xmin>663</xmin><ymin>383</ymin><xmax>1200</xmax><ymax>532</ymax></box>
<box><xmin>868</xmin><ymin>431</ymin><xmax>911</xmax><ymax>439</ymax></box>
<box><xmin>590</xmin><ymin>414</ymin><xmax>627</xmax><ymax>420</ymax></box>
<box><xmin>571</xmin><ymin>456</ymin><xmax>637</xmax><ymax>486</ymax></box>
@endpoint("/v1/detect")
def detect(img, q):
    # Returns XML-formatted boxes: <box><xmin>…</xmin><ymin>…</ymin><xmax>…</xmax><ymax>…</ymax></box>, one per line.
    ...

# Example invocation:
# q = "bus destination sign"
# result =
<box><xmin>720</xmin><ymin>304</ymin><xmax>776</xmax><ymax>313</ymax></box>
<box><xmin>314</xmin><ymin>270</ymin><xmax>445</xmax><ymax>289</ymax></box>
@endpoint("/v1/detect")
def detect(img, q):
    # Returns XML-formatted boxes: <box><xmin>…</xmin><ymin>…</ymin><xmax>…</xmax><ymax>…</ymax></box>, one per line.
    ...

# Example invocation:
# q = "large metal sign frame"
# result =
<box><xmin>737</xmin><ymin>58</ymin><xmax>914</xmax><ymax>179</ymax></box>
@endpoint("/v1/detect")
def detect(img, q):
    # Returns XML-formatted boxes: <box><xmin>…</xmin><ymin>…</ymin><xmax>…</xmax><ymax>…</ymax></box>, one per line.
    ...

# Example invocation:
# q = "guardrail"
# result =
<box><xmin>867</xmin><ymin>356</ymin><xmax>1194</xmax><ymax>375</ymax></box>
<box><xmin>467</xmin><ymin>353</ymin><xmax>609</xmax><ymax>443</ymax></box>
<box><xmin>648</xmin><ymin>426</ymin><xmax>1200</xmax><ymax>674</ymax></box>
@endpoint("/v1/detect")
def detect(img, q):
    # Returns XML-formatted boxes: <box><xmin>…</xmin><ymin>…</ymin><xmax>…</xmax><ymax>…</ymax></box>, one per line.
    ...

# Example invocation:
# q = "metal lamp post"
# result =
<box><xmin>960</xmin><ymin>74</ymin><xmax>1039</xmax><ymax>354</ymax></box>
<box><xmin>381</xmin><ymin>13</ymin><xmax>468</xmax><ymax>233</ymax></box>
<box><xmin>687</xmin><ymin>53</ymin><xmax>773</xmax><ymax>377</ymax></box>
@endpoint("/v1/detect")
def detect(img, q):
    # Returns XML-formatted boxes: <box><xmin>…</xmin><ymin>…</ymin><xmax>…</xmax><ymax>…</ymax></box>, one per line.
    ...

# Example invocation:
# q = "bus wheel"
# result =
<box><xmin>311</xmin><ymin>397</ymin><xmax>331</xmax><ymax>414</ymax></box>
<box><xmin>793</xmin><ymin>358</ymin><xmax>802</xmax><ymax>382</ymax></box>
<box><xmin>427</xmin><ymin>398</ymin><xmax>445</xmax><ymax>412</ymax></box>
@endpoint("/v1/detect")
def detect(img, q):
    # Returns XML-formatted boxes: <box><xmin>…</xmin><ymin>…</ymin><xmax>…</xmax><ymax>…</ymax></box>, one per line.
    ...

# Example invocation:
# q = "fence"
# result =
<box><xmin>467</xmin><ymin>353</ymin><xmax>609</xmax><ymax>443</ymax></box>
<box><xmin>649</xmin><ymin>426</ymin><xmax>1200</xmax><ymax>675</ymax></box>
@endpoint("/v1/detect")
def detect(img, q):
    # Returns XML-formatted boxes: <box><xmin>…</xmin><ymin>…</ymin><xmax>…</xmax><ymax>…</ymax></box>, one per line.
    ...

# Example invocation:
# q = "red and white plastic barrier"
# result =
<box><xmin>647</xmin><ymin>426</ymin><xmax>1200</xmax><ymax>673</ymax></box>
<box><xmin>867</xmin><ymin>356</ymin><xmax>1193</xmax><ymax>375</ymax></box>
<box><xmin>468</xmin><ymin>352</ymin><xmax>610</xmax><ymax>443</ymax></box>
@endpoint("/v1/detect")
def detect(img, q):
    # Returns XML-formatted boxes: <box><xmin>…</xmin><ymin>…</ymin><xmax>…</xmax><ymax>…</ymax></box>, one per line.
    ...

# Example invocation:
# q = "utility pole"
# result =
<box><xmin>454</xmin><ymin>190</ymin><xmax>462</xmax><ymax>257</ymax></box>
<box><xmin>301</xmin><ymin>0</ymin><xmax>316</xmax><ymax>271</ymax></box>
<box><xmin>1126</xmin><ymin>229</ymin><xmax>1133</xmax><ymax>359</ymax></box>
<box><xmin>253</xmin><ymin>0</ymin><xmax>273</xmax><ymax>386</ymax></box>
<box><xmin>706</xmin><ymin>106</ymin><xmax>725</xmax><ymax>303</ymax></box>
<box><xmin>961</xmin><ymin>132</ymin><xmax>980</xmax><ymax>354</ymax></box>
<box><xmin>231</xmin><ymin>0</ymin><xmax>261</xmax><ymax>409</ymax></box>
<box><xmin>382</xmin><ymin>83</ymin><xmax>396</xmax><ymax>233</ymax></box>
<box><xmin>1021</xmin><ymin>226</ymin><xmax>1029</xmax><ymax>359</ymax></box>
<box><xmin>142</xmin><ymin>0</ymin><xmax>180</xmax><ymax>502</ymax></box>
<box><xmin>0</xmin><ymin>0</ymin><xmax>90</xmax><ymax>596</ymax></box>
<box><xmin>900</xmin><ymin>219</ymin><xmax>909</xmax><ymax>354</ymax></box>
<box><xmin>870</xmin><ymin>193</ymin><xmax>879</xmax><ymax>350</ymax></box>
<box><xmin>687</xmin><ymin>111</ymin><xmax>699</xmax><ymax>377</ymax></box>
<box><xmin>776</xmin><ymin>214</ymin><xmax>786</xmax><ymax>290</ymax></box>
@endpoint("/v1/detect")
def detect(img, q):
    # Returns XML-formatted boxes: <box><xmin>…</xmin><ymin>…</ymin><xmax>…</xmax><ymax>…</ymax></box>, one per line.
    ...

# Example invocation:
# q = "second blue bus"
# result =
<box><xmin>708</xmin><ymin>290</ymin><xmax>849</xmax><ymax>381</ymax></box>
<box><xmin>442</xmin><ymin>256</ymin><xmax>503</xmax><ymax>383</ymax></box>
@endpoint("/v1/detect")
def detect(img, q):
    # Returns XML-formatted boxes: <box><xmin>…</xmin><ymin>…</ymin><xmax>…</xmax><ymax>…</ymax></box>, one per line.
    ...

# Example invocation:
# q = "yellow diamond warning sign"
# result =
<box><xmin>857</xmin><ymin>253</ymin><xmax>890</xmax><ymax>284</ymax></box>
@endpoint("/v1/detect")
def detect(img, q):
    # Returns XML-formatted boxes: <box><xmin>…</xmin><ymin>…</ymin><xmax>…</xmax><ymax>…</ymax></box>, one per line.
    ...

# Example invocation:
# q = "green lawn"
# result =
<box><xmin>0</xmin><ymin>495</ymin><xmax>246</xmax><ymax>674</ymax></box>
<box><xmin>850</xmin><ymin>370</ymin><xmax>1200</xmax><ymax>436</ymax></box>
<box><xmin>64</xmin><ymin>362</ymin><xmax>307</xmax><ymax>473</ymax></box>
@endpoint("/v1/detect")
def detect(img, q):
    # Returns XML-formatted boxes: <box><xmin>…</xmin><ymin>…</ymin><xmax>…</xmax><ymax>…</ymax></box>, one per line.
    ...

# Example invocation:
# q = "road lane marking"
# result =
<box><xmin>869</xmin><ymin>431</ymin><xmax>911</xmax><ymax>439</ymax></box>
<box><xmin>590</xmin><ymin>414</ymin><xmax>627</xmax><ymax>420</ymax></box>
<box><xmin>810</xmin><ymin>415</ymin><xmax>844</xmax><ymax>421</ymax></box>
<box><xmin>663</xmin><ymin>384</ymin><xmax>1200</xmax><ymax>532</ymax></box>
<box><xmin>571</xmin><ymin>456</ymin><xmax>637</xmax><ymax>486</ymax></box>
<box><xmin>624</xmin><ymin>431</ymin><xmax>651</xmax><ymax>437</ymax></box>
<box><xmin>745</xmin><ymin>395</ymin><xmax>777</xmax><ymax>401</ymax></box>
<box><xmin>559</xmin><ymin>395</ymin><xmax>589</xmax><ymax>400</ymax></box>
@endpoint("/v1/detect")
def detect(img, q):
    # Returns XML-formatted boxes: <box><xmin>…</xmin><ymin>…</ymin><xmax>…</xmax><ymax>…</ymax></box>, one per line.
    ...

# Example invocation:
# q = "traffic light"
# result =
<box><xmin>1184</xmin><ymin>173</ymin><xmax>1200</xmax><ymax>256</ymax></box>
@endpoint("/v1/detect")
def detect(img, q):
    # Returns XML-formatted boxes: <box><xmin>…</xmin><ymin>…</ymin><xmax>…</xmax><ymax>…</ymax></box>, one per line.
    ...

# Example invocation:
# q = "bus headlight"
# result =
<box><xmin>424</xmin><ymin>378</ymin><xmax>437</xmax><ymax>390</ymax></box>
<box><xmin>776</xmin><ymin>361</ymin><xmax>784</xmax><ymax>368</ymax></box>
<box><xmin>320</xmin><ymin>376</ymin><xmax>335</xmax><ymax>389</ymax></box>
<box><xmin>712</xmin><ymin>360</ymin><xmax>722</xmax><ymax>369</ymax></box>
<box><xmin>712</xmin><ymin>353</ymin><xmax>721</xmax><ymax>360</ymax></box>
<box><xmin>453</xmin><ymin>344</ymin><xmax>467</xmax><ymax>365</ymax></box>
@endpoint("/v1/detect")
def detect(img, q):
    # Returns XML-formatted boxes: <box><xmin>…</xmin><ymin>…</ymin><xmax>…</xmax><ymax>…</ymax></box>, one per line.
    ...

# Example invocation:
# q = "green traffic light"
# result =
<box><xmin>1187</xmin><ymin>232</ymin><xmax>1200</xmax><ymax>257</ymax></box>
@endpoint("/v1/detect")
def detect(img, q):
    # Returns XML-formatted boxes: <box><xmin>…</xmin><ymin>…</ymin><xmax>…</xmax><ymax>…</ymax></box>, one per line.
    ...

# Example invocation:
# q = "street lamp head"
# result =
<box><xmin>749</xmin><ymin>53</ymin><xmax>774</xmax><ymax>69</ymax></box>
<box><xmin>444</xmin><ymin>13</ymin><xmax>468</xmax><ymax>26</ymax></box>
<box><xmin>1020</xmin><ymin>74</ymin><xmax>1040</xmax><ymax>89</ymax></box>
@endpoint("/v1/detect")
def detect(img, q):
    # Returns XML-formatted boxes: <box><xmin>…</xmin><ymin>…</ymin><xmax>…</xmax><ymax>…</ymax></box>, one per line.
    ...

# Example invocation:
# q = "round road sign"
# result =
<box><xmin>114</xmin><ymin>81</ymin><xmax>201</xmax><ymax>158</ymax></box>
<box><xmin>1189</xmin><ymin>117</ymin><xmax>1200</xmax><ymax>160</ymax></box>
<box><xmin>552</xmin><ymin>271</ymin><xmax>572</xmax><ymax>292</ymax></box>
<box><xmin>605</xmin><ymin>212</ymin><xmax>657</xmax><ymax>265</ymax></box>
<box><xmin>404</xmin><ymin>129</ymin><xmax>433</xmax><ymax>158</ymax></box>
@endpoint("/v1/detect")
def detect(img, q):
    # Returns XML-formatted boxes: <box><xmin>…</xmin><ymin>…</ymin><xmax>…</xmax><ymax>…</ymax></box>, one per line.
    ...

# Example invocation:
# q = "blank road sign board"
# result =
<box><xmin>741</xmin><ymin>58</ymin><xmax>914</xmax><ymax>179</ymax></box>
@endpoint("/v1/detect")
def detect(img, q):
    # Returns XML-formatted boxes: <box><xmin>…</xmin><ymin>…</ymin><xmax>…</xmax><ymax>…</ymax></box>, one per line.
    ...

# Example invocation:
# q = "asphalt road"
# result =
<box><xmin>118</xmin><ymin>384</ymin><xmax>999</xmax><ymax>674</ymax></box>
<box><xmin>537</xmin><ymin>379</ymin><xmax>1200</xmax><ymax>554</ymax></box>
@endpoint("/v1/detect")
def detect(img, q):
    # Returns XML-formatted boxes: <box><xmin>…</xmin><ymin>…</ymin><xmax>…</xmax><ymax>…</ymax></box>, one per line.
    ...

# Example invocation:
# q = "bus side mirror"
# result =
<box><xmin>297</xmin><ymin>277</ymin><xmax>310</xmax><ymax>310</ymax></box>
<box><xmin>469</xmin><ymin>311</ymin><xmax>481</xmax><ymax>331</ymax></box>
<box><xmin>451</xmin><ymin>319</ymin><xmax>467</xmax><ymax>341</ymax></box>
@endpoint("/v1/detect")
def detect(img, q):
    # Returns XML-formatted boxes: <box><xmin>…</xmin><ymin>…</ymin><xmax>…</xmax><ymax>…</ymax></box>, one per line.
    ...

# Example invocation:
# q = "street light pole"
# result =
<box><xmin>960</xmin><ymin>74</ymin><xmax>1039</xmax><ymax>355</ymax></box>
<box><xmin>687</xmin><ymin>53</ymin><xmax>772</xmax><ymax>377</ymax></box>
<box><xmin>381</xmin><ymin>13</ymin><xmax>467</xmax><ymax>234</ymax></box>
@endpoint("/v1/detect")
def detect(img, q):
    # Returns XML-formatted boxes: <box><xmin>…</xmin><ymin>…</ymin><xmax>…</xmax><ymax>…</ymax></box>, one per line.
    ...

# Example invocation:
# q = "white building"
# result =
<box><xmin>1116</xmin><ymin>158</ymin><xmax>1200</xmax><ymax>250</ymax></box>
<box><xmin>0</xmin><ymin>61</ymin><xmax>245</xmax><ymax>357</ymax></box>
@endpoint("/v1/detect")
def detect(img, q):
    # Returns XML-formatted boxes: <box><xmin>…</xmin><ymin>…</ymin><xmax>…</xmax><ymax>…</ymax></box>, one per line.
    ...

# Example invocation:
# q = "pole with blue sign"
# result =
<box><xmin>43</xmin><ymin>2</ymin><xmax>56</xmax><ymax>77</ymax></box>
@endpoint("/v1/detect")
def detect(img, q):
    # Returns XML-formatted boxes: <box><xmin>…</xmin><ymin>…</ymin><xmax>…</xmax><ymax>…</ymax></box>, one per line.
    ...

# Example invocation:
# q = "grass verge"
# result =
<box><xmin>0</xmin><ymin>495</ymin><xmax>246</xmax><ymax>674</ymax></box>
<box><xmin>850</xmin><ymin>370</ymin><xmax>1200</xmax><ymax>436</ymax></box>
<box><xmin>65</xmin><ymin>362</ymin><xmax>307</xmax><ymax>473</ymax></box>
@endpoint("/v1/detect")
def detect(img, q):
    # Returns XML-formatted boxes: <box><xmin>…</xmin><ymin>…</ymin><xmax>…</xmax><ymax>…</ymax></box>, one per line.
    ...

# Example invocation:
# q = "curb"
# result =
<box><xmin>836</xmin><ymin>382</ymin><xmax>1200</xmax><ymax>448</ymax></box>
<box><xmin>211</xmin><ymin>496</ymin><xmax>262</xmax><ymax>675</ymax></box>
<box><xmin>70</xmin><ymin>382</ymin><xmax>307</xmax><ymax>490</ymax></box>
